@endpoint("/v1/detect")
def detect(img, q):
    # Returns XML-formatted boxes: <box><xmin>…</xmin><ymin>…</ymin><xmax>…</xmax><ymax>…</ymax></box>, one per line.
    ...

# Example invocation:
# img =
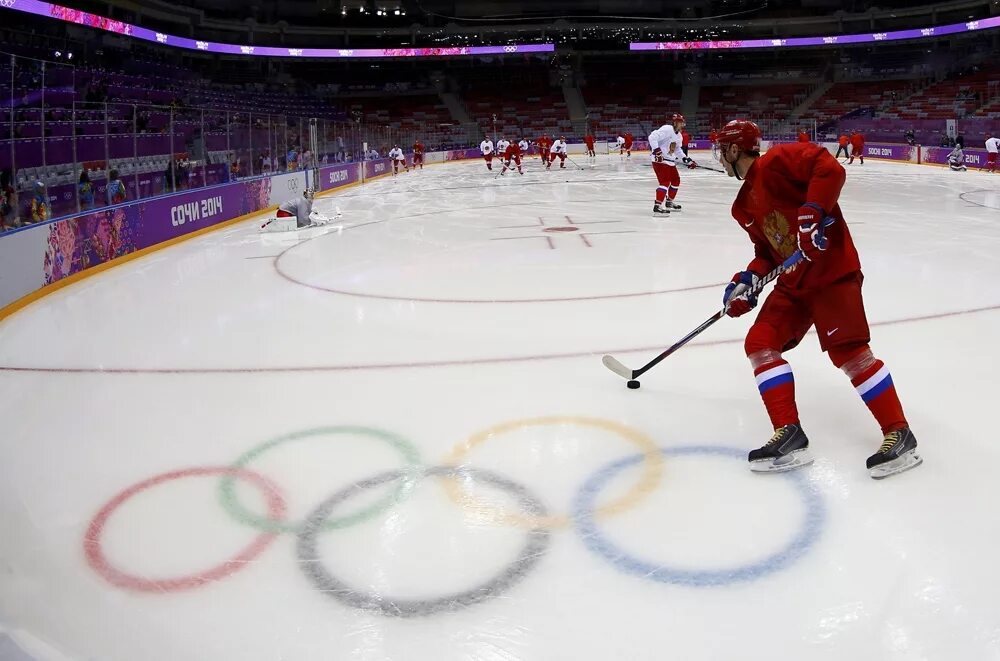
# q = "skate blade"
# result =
<box><xmin>869</xmin><ymin>450</ymin><xmax>922</xmax><ymax>480</ymax></box>
<box><xmin>750</xmin><ymin>449</ymin><xmax>813</xmax><ymax>473</ymax></box>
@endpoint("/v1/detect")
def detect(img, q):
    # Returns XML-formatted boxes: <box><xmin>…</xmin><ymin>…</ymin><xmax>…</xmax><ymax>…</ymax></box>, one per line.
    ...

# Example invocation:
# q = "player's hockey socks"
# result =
<box><xmin>850</xmin><ymin>359</ymin><xmax>907</xmax><ymax>434</ymax></box>
<box><xmin>754</xmin><ymin>360</ymin><xmax>798</xmax><ymax>429</ymax></box>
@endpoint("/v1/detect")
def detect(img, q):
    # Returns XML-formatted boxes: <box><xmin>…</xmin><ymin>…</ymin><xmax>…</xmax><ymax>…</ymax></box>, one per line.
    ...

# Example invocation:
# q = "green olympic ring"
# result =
<box><xmin>218</xmin><ymin>426</ymin><xmax>422</xmax><ymax>533</ymax></box>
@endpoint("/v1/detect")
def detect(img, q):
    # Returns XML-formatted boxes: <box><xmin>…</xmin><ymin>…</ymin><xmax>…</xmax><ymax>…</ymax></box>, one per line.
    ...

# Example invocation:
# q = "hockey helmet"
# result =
<box><xmin>304</xmin><ymin>188</ymin><xmax>316</xmax><ymax>200</ymax></box>
<box><xmin>671</xmin><ymin>113</ymin><xmax>687</xmax><ymax>125</ymax></box>
<box><xmin>715</xmin><ymin>119</ymin><xmax>762</xmax><ymax>152</ymax></box>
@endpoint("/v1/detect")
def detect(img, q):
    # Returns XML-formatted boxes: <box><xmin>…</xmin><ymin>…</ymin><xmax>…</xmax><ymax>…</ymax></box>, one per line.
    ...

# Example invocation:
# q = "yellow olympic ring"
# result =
<box><xmin>443</xmin><ymin>416</ymin><xmax>664</xmax><ymax>529</ymax></box>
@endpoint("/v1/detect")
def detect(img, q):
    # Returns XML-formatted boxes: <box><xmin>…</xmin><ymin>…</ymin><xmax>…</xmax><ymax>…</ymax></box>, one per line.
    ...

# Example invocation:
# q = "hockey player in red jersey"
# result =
<box><xmin>848</xmin><ymin>131</ymin><xmax>865</xmax><ymax>164</ymax></box>
<box><xmin>536</xmin><ymin>134</ymin><xmax>552</xmax><ymax>166</ymax></box>
<box><xmin>797</xmin><ymin>129</ymin><xmax>810</xmax><ymax>143</ymax></box>
<box><xmin>413</xmin><ymin>140</ymin><xmax>425</xmax><ymax>169</ymax></box>
<box><xmin>500</xmin><ymin>140</ymin><xmax>524</xmax><ymax>175</ymax></box>
<box><xmin>584</xmin><ymin>133</ymin><xmax>596</xmax><ymax>161</ymax></box>
<box><xmin>623</xmin><ymin>132</ymin><xmax>634</xmax><ymax>158</ymax></box>
<box><xmin>715</xmin><ymin>119</ymin><xmax>920</xmax><ymax>479</ymax></box>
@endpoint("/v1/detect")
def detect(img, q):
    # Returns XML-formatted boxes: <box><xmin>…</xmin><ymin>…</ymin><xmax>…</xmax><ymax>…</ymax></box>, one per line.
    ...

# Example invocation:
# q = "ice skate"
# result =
<box><xmin>652</xmin><ymin>203</ymin><xmax>671</xmax><ymax>217</ymax></box>
<box><xmin>749</xmin><ymin>423</ymin><xmax>813</xmax><ymax>473</ymax></box>
<box><xmin>663</xmin><ymin>199</ymin><xmax>682</xmax><ymax>212</ymax></box>
<box><xmin>867</xmin><ymin>427</ymin><xmax>921</xmax><ymax>479</ymax></box>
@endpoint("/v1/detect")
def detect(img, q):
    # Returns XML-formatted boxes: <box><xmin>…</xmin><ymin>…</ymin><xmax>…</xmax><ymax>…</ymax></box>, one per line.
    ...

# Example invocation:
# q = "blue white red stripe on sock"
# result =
<box><xmin>655</xmin><ymin>185</ymin><xmax>668</xmax><ymax>202</ymax></box>
<box><xmin>753</xmin><ymin>360</ymin><xmax>798</xmax><ymax>428</ymax></box>
<box><xmin>755</xmin><ymin>362</ymin><xmax>793</xmax><ymax>394</ymax></box>
<box><xmin>850</xmin><ymin>359</ymin><xmax>907</xmax><ymax>433</ymax></box>
<box><xmin>855</xmin><ymin>364</ymin><xmax>892</xmax><ymax>402</ymax></box>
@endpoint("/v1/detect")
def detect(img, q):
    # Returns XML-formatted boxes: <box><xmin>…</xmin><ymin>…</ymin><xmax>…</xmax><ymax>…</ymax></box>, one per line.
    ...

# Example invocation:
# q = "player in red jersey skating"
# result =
<box><xmin>412</xmin><ymin>140</ymin><xmax>425</xmax><ymax>169</ymax></box>
<box><xmin>715</xmin><ymin>119</ymin><xmax>920</xmax><ymax>479</ymax></box>
<box><xmin>584</xmin><ymin>133</ymin><xmax>596</xmax><ymax>162</ymax></box>
<box><xmin>848</xmin><ymin>131</ymin><xmax>865</xmax><ymax>164</ymax></box>
<box><xmin>500</xmin><ymin>140</ymin><xmax>523</xmax><ymax>175</ymax></box>
<box><xmin>623</xmin><ymin>131</ymin><xmax>634</xmax><ymax>158</ymax></box>
<box><xmin>536</xmin><ymin>134</ymin><xmax>552</xmax><ymax>166</ymax></box>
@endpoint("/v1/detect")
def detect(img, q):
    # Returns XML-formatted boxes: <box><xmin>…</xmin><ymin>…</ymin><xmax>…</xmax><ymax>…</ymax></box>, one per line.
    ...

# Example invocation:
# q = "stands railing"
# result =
<box><xmin>1</xmin><ymin>52</ymin><xmax>415</xmax><ymax>228</ymax></box>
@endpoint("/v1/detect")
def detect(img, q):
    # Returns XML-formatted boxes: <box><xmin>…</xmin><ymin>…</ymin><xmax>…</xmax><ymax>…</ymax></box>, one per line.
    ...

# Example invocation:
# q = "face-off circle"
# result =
<box><xmin>296</xmin><ymin>466</ymin><xmax>551</xmax><ymax>617</ymax></box>
<box><xmin>84</xmin><ymin>467</ymin><xmax>287</xmax><ymax>593</ymax></box>
<box><xmin>218</xmin><ymin>426</ymin><xmax>422</xmax><ymax>533</ymax></box>
<box><xmin>572</xmin><ymin>445</ymin><xmax>826</xmax><ymax>587</ymax></box>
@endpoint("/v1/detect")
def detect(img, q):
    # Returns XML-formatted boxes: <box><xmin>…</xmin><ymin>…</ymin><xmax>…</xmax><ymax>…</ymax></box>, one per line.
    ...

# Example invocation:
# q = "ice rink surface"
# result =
<box><xmin>1</xmin><ymin>151</ymin><xmax>999</xmax><ymax>661</ymax></box>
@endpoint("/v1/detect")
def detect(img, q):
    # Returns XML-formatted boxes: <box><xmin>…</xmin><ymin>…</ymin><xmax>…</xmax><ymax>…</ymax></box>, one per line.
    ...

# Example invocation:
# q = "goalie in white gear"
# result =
<box><xmin>260</xmin><ymin>188</ymin><xmax>332</xmax><ymax>231</ymax></box>
<box><xmin>947</xmin><ymin>145</ymin><xmax>967</xmax><ymax>171</ymax></box>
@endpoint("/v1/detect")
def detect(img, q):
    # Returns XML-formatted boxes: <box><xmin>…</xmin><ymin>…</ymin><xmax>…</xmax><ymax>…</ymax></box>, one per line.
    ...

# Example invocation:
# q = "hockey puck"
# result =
<box><xmin>626</xmin><ymin>380</ymin><xmax>640</xmax><ymax>390</ymax></box>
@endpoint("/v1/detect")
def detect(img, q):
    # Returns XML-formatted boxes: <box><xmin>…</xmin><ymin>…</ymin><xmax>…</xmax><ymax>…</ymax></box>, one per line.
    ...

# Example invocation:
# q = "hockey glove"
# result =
<box><xmin>796</xmin><ymin>203</ymin><xmax>831</xmax><ymax>261</ymax></box>
<box><xmin>723</xmin><ymin>271</ymin><xmax>761</xmax><ymax>318</ymax></box>
<box><xmin>652</xmin><ymin>148</ymin><xmax>664</xmax><ymax>162</ymax></box>
<box><xmin>683</xmin><ymin>156</ymin><xmax>697</xmax><ymax>170</ymax></box>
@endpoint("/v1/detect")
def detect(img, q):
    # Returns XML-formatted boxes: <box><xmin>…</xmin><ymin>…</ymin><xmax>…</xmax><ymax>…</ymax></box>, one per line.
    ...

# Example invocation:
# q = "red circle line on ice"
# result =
<box><xmin>1</xmin><ymin>304</ymin><xmax>998</xmax><ymax>376</ymax></box>
<box><xmin>271</xmin><ymin>203</ymin><xmax>718</xmax><ymax>304</ymax></box>
<box><xmin>83</xmin><ymin>467</ymin><xmax>286</xmax><ymax>593</ymax></box>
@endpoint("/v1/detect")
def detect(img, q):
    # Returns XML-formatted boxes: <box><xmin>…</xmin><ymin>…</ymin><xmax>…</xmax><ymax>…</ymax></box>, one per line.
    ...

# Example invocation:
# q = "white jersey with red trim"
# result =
<box><xmin>518</xmin><ymin>139</ymin><xmax>529</xmax><ymax>152</ymax></box>
<box><xmin>388</xmin><ymin>147</ymin><xmax>405</xmax><ymax>161</ymax></box>
<box><xmin>549</xmin><ymin>139</ymin><xmax>568</xmax><ymax>155</ymax></box>
<box><xmin>986</xmin><ymin>137</ymin><xmax>1000</xmax><ymax>153</ymax></box>
<box><xmin>480</xmin><ymin>140</ymin><xmax>495</xmax><ymax>155</ymax></box>
<box><xmin>648</xmin><ymin>124</ymin><xmax>685</xmax><ymax>165</ymax></box>
<box><xmin>496</xmin><ymin>139</ymin><xmax>510</xmax><ymax>153</ymax></box>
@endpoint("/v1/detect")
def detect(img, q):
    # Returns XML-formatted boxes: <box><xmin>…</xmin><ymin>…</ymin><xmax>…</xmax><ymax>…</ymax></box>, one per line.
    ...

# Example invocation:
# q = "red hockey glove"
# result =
<box><xmin>723</xmin><ymin>271</ymin><xmax>761</xmax><ymax>318</ymax></box>
<box><xmin>652</xmin><ymin>148</ymin><xmax>664</xmax><ymax>163</ymax></box>
<box><xmin>796</xmin><ymin>203</ymin><xmax>831</xmax><ymax>261</ymax></box>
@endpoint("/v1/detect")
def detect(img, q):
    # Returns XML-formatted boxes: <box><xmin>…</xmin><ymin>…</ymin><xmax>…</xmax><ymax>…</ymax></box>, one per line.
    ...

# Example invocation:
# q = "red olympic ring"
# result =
<box><xmin>83</xmin><ymin>467</ymin><xmax>286</xmax><ymax>592</ymax></box>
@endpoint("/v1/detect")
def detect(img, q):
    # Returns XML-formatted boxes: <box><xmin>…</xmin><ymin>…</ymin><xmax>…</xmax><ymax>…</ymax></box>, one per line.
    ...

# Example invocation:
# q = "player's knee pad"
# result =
<box><xmin>828</xmin><ymin>343</ymin><xmax>874</xmax><ymax>377</ymax></box>
<box><xmin>744</xmin><ymin>323</ymin><xmax>782</xmax><ymax>361</ymax></box>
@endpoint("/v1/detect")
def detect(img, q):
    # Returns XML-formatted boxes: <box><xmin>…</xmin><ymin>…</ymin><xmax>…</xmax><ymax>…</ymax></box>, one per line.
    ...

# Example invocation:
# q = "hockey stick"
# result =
<box><xmin>565</xmin><ymin>154</ymin><xmax>586</xmax><ymax>170</ymax></box>
<box><xmin>602</xmin><ymin>241</ymin><xmax>826</xmax><ymax>384</ymax></box>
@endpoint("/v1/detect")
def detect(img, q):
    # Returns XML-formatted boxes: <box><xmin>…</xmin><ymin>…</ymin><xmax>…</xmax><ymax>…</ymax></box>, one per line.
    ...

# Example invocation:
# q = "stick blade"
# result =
<box><xmin>602</xmin><ymin>354</ymin><xmax>633</xmax><ymax>379</ymax></box>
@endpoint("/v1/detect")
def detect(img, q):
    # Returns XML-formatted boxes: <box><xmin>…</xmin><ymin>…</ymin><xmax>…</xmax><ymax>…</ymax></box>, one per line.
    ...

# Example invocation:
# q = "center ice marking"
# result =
<box><xmin>490</xmin><ymin>215</ymin><xmax>631</xmax><ymax>249</ymax></box>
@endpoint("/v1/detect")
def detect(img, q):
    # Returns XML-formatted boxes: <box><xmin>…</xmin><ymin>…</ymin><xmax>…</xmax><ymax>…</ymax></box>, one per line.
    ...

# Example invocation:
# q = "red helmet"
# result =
<box><xmin>671</xmin><ymin>113</ymin><xmax>686</xmax><ymax>124</ymax></box>
<box><xmin>716</xmin><ymin>119</ymin><xmax>761</xmax><ymax>151</ymax></box>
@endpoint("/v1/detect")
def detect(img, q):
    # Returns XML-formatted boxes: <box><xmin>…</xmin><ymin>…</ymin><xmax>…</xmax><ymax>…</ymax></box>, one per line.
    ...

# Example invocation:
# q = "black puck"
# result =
<box><xmin>627</xmin><ymin>380</ymin><xmax>640</xmax><ymax>389</ymax></box>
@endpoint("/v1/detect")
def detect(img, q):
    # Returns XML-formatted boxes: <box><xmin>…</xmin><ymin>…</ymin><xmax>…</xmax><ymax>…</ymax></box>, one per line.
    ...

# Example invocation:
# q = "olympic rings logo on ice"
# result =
<box><xmin>503</xmin><ymin>45</ymin><xmax>518</xmax><ymax>53</ymax></box>
<box><xmin>82</xmin><ymin>418</ymin><xmax>826</xmax><ymax>617</ymax></box>
<box><xmin>0</xmin><ymin>0</ymin><xmax>16</xmax><ymax>8</ymax></box>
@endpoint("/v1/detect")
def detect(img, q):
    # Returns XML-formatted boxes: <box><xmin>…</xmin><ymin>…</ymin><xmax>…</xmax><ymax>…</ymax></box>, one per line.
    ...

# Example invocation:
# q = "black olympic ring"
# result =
<box><xmin>296</xmin><ymin>466</ymin><xmax>551</xmax><ymax>617</ymax></box>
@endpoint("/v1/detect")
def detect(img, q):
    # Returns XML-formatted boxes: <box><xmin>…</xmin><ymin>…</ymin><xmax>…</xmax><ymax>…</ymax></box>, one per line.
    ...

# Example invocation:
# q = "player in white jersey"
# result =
<box><xmin>648</xmin><ymin>113</ymin><xmax>697</xmax><ymax>216</ymax></box>
<box><xmin>388</xmin><ymin>145</ymin><xmax>408</xmax><ymax>175</ymax></box>
<box><xmin>518</xmin><ymin>138</ymin><xmax>529</xmax><ymax>154</ymax></box>
<box><xmin>616</xmin><ymin>135</ymin><xmax>626</xmax><ymax>159</ymax></box>
<box><xmin>480</xmin><ymin>138</ymin><xmax>495</xmax><ymax>171</ymax></box>
<box><xmin>496</xmin><ymin>136</ymin><xmax>511</xmax><ymax>155</ymax></box>
<box><xmin>985</xmin><ymin>135</ymin><xmax>999</xmax><ymax>173</ymax></box>
<box><xmin>547</xmin><ymin>136</ymin><xmax>568</xmax><ymax>169</ymax></box>
<box><xmin>947</xmin><ymin>145</ymin><xmax>967</xmax><ymax>171</ymax></box>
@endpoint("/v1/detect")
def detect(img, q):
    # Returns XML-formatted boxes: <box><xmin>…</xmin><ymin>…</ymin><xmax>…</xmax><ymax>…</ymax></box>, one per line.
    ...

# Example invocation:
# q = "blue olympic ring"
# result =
<box><xmin>572</xmin><ymin>445</ymin><xmax>825</xmax><ymax>587</ymax></box>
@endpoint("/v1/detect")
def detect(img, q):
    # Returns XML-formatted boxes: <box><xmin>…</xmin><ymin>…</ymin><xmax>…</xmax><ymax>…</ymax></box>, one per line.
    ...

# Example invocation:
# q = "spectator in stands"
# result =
<box><xmin>904</xmin><ymin>129</ymin><xmax>916</xmax><ymax>146</ymax></box>
<box><xmin>78</xmin><ymin>171</ymin><xmax>95</xmax><ymax>210</ymax></box>
<box><xmin>230</xmin><ymin>158</ymin><xmax>241</xmax><ymax>180</ymax></box>
<box><xmin>0</xmin><ymin>169</ymin><xmax>17</xmax><ymax>230</ymax></box>
<box><xmin>30</xmin><ymin>182</ymin><xmax>49</xmax><ymax>223</ymax></box>
<box><xmin>107</xmin><ymin>169</ymin><xmax>127</xmax><ymax>206</ymax></box>
<box><xmin>287</xmin><ymin>146</ymin><xmax>299</xmax><ymax>171</ymax></box>
<box><xmin>337</xmin><ymin>136</ymin><xmax>345</xmax><ymax>162</ymax></box>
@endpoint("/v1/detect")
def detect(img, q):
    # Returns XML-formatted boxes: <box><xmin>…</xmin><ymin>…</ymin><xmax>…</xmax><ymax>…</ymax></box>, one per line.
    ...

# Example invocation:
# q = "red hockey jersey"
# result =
<box><xmin>731</xmin><ymin>142</ymin><xmax>860</xmax><ymax>290</ymax></box>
